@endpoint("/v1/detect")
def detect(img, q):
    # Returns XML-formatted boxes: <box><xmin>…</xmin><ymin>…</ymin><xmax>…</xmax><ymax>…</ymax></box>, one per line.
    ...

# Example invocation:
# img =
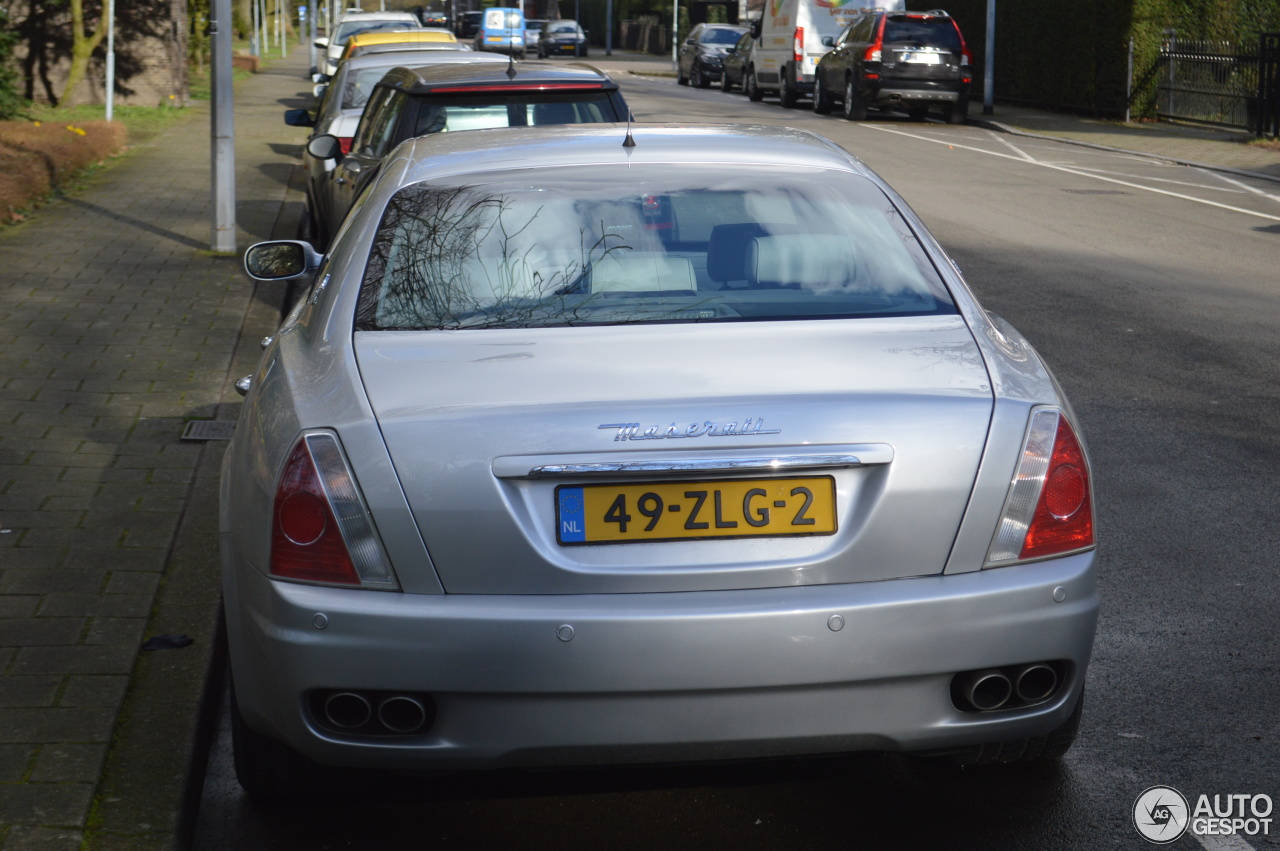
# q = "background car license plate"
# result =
<box><xmin>901</xmin><ymin>51</ymin><xmax>943</xmax><ymax>64</ymax></box>
<box><xmin>556</xmin><ymin>477</ymin><xmax>836</xmax><ymax>544</ymax></box>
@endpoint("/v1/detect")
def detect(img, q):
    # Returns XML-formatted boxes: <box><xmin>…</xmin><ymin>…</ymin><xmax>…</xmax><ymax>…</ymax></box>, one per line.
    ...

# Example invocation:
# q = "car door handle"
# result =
<box><xmin>334</xmin><ymin>176</ymin><xmax>348</xmax><ymax>185</ymax></box>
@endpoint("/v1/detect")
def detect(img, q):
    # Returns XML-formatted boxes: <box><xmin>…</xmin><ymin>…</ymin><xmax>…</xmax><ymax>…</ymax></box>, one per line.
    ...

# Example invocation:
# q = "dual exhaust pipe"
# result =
<box><xmin>953</xmin><ymin>663</ymin><xmax>1060</xmax><ymax>712</ymax></box>
<box><xmin>318</xmin><ymin>691</ymin><xmax>434</xmax><ymax>735</ymax></box>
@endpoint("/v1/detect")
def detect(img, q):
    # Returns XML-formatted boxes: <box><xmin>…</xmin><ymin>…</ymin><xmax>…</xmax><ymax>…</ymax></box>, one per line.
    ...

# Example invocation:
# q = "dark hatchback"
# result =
<box><xmin>537</xmin><ymin>20</ymin><xmax>588</xmax><ymax>57</ymax></box>
<box><xmin>677</xmin><ymin>23</ymin><xmax>749</xmax><ymax>88</ymax></box>
<box><xmin>305</xmin><ymin>62</ymin><xmax>629</xmax><ymax>239</ymax></box>
<box><xmin>813</xmin><ymin>10</ymin><xmax>972</xmax><ymax>123</ymax></box>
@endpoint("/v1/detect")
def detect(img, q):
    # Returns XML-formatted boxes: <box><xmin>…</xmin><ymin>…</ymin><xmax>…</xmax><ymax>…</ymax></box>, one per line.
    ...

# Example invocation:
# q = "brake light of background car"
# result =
<box><xmin>1019</xmin><ymin>417</ymin><xmax>1094</xmax><ymax>560</ymax></box>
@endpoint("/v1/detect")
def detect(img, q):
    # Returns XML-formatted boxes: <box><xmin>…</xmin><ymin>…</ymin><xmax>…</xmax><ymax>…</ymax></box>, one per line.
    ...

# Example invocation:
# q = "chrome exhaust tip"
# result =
<box><xmin>324</xmin><ymin>692</ymin><xmax>373</xmax><ymax>729</ymax></box>
<box><xmin>956</xmin><ymin>669</ymin><xmax>1013</xmax><ymax>712</ymax></box>
<box><xmin>377</xmin><ymin>696</ymin><xmax>428</xmax><ymax>734</ymax></box>
<box><xmin>1013</xmin><ymin>663</ymin><xmax>1059</xmax><ymax>704</ymax></box>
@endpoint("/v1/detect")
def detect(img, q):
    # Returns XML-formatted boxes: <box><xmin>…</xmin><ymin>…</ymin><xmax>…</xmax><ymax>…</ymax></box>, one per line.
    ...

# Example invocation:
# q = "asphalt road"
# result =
<box><xmin>192</xmin><ymin>71</ymin><xmax>1280</xmax><ymax>850</ymax></box>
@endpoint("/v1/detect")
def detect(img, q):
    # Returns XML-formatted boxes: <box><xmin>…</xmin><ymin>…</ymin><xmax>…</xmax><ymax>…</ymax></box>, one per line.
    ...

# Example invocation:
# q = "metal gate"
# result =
<box><xmin>1155</xmin><ymin>34</ymin><xmax>1258</xmax><ymax>130</ymax></box>
<box><xmin>1260</xmin><ymin>33</ymin><xmax>1280</xmax><ymax>137</ymax></box>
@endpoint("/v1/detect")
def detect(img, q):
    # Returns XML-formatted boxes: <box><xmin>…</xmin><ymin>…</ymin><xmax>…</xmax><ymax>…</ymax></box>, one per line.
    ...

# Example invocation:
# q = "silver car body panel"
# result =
<box><xmin>221</xmin><ymin>124</ymin><xmax>1097</xmax><ymax>771</ymax></box>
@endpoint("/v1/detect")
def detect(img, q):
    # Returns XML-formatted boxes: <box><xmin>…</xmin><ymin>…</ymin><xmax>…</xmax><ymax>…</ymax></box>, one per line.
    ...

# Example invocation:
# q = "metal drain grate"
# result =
<box><xmin>181</xmin><ymin>420</ymin><xmax>237</xmax><ymax>441</ymax></box>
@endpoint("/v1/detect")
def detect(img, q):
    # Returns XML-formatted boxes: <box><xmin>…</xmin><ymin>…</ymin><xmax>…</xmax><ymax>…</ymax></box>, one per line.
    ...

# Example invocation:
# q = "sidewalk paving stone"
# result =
<box><xmin>0</xmin><ymin>44</ymin><xmax>309</xmax><ymax>850</ymax></box>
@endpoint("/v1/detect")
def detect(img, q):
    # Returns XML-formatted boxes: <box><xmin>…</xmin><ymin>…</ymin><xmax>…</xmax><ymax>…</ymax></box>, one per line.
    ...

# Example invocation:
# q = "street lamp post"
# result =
<box><xmin>210</xmin><ymin>0</ymin><xmax>237</xmax><ymax>252</ymax></box>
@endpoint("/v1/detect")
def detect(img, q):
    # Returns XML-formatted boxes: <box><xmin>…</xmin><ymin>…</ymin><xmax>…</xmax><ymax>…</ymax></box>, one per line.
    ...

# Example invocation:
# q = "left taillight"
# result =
<box><xmin>985</xmin><ymin>408</ymin><xmax>1095</xmax><ymax>567</ymax></box>
<box><xmin>270</xmin><ymin>432</ymin><xmax>399</xmax><ymax>589</ymax></box>
<box><xmin>793</xmin><ymin>26</ymin><xmax>804</xmax><ymax>63</ymax></box>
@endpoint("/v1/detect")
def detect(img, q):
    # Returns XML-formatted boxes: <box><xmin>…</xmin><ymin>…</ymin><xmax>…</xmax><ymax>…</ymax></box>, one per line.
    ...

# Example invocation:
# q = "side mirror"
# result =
<box><xmin>244</xmin><ymin>241</ymin><xmax>324</xmax><ymax>281</ymax></box>
<box><xmin>821</xmin><ymin>35</ymin><xmax>834</xmax><ymax>47</ymax></box>
<box><xmin>284</xmin><ymin>108</ymin><xmax>315</xmax><ymax>127</ymax></box>
<box><xmin>314</xmin><ymin>37</ymin><xmax>329</xmax><ymax>48</ymax></box>
<box><xmin>307</xmin><ymin>134</ymin><xmax>343</xmax><ymax>160</ymax></box>
<box><xmin>312</xmin><ymin>83</ymin><xmax>329</xmax><ymax>99</ymax></box>
<box><xmin>749</xmin><ymin>20</ymin><xmax>761</xmax><ymax>39</ymax></box>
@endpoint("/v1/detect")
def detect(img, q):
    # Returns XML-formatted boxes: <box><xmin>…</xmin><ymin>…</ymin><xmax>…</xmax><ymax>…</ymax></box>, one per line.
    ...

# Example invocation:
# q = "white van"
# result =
<box><xmin>745</xmin><ymin>0</ymin><xmax>903</xmax><ymax>106</ymax></box>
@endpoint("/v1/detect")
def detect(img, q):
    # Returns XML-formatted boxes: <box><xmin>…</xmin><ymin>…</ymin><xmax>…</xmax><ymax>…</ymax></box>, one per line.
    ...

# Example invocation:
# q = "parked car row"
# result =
<box><xmin>225</xmin><ymin>19</ymin><xmax>1097</xmax><ymax>799</ymax></box>
<box><xmin>705</xmin><ymin>8</ymin><xmax>973</xmax><ymax>123</ymax></box>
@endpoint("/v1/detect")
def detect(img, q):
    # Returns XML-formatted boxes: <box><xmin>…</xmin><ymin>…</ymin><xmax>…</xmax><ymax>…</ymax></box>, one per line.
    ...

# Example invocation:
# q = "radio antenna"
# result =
<box><xmin>622</xmin><ymin>110</ymin><xmax>636</xmax><ymax>147</ymax></box>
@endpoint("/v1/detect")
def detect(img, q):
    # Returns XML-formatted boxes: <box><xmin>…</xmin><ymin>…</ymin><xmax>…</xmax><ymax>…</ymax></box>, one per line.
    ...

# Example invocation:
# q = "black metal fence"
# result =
<box><xmin>1154</xmin><ymin>32</ymin><xmax>1280</xmax><ymax>136</ymax></box>
<box><xmin>1261</xmin><ymin>33</ymin><xmax>1280</xmax><ymax>138</ymax></box>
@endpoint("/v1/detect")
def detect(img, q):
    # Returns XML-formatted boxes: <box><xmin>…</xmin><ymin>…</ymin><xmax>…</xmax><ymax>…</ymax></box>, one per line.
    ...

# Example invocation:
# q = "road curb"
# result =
<box><xmin>967</xmin><ymin>116</ymin><xmax>1280</xmax><ymax>186</ymax></box>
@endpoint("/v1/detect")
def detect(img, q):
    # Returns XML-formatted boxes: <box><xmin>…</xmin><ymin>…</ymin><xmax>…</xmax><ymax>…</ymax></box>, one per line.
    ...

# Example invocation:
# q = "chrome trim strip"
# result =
<box><xmin>525</xmin><ymin>452</ymin><xmax>889</xmax><ymax>479</ymax></box>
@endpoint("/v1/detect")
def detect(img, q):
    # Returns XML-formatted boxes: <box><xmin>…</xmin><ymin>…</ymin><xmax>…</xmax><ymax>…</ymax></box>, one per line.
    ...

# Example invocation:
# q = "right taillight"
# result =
<box><xmin>985</xmin><ymin>408</ymin><xmax>1095</xmax><ymax>566</ymax></box>
<box><xmin>270</xmin><ymin>432</ymin><xmax>399</xmax><ymax>589</ymax></box>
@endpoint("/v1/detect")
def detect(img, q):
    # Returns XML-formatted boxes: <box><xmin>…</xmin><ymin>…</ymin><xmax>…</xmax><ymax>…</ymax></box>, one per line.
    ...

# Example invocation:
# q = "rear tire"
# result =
<box><xmin>720</xmin><ymin>69</ymin><xmax>733</xmax><ymax>92</ymax></box>
<box><xmin>691</xmin><ymin>62</ymin><xmax>708</xmax><ymax>88</ymax></box>
<box><xmin>842</xmin><ymin>76</ymin><xmax>867</xmax><ymax>120</ymax></box>
<box><xmin>779</xmin><ymin>69</ymin><xmax>798</xmax><ymax>108</ymax></box>
<box><xmin>943</xmin><ymin>97</ymin><xmax>969</xmax><ymax>124</ymax></box>
<box><xmin>745</xmin><ymin>67</ymin><xmax>763</xmax><ymax>102</ymax></box>
<box><xmin>812</xmin><ymin>76</ymin><xmax>832</xmax><ymax>114</ymax></box>
<box><xmin>231</xmin><ymin>685</ymin><xmax>320</xmax><ymax>798</ymax></box>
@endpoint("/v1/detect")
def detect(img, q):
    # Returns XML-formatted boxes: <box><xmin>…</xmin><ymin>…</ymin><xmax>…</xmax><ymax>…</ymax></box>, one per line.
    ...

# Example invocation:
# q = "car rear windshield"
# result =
<box><xmin>355</xmin><ymin>165</ymin><xmax>956</xmax><ymax>331</ymax></box>
<box><xmin>411</xmin><ymin>92</ymin><xmax>619</xmax><ymax>132</ymax></box>
<box><xmin>883</xmin><ymin>17</ymin><xmax>962</xmax><ymax>50</ymax></box>
<box><xmin>701</xmin><ymin>28</ymin><xmax>744</xmax><ymax>45</ymax></box>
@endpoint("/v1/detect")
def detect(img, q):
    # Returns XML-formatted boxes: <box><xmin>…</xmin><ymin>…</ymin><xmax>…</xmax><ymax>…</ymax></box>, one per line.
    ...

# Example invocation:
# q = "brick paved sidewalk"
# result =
<box><xmin>0</xmin><ymin>48</ymin><xmax>309</xmax><ymax>850</ymax></box>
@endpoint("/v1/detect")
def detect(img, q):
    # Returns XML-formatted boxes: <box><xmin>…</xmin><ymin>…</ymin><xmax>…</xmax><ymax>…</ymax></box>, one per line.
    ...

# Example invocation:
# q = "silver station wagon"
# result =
<box><xmin>224</xmin><ymin>123</ymin><xmax>1098</xmax><ymax>795</ymax></box>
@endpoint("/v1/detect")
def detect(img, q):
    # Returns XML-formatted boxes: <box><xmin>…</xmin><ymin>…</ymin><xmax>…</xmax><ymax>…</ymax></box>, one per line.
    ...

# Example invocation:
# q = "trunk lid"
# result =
<box><xmin>355</xmin><ymin>316</ymin><xmax>993</xmax><ymax>594</ymax></box>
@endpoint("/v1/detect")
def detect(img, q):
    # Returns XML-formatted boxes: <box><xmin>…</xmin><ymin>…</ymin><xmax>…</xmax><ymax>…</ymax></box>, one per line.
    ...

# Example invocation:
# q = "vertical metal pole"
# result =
<box><xmin>982</xmin><ymin>0</ymin><xmax>994</xmax><ymax>115</ymax></box>
<box><xmin>309</xmin><ymin>0</ymin><xmax>317</xmax><ymax>73</ymax></box>
<box><xmin>605</xmin><ymin>0</ymin><xmax>612</xmax><ymax>55</ymax></box>
<box><xmin>672</xmin><ymin>0</ymin><xmax>678</xmax><ymax>69</ymax></box>
<box><xmin>1168</xmin><ymin>31</ymin><xmax>1176</xmax><ymax>117</ymax></box>
<box><xmin>104</xmin><ymin>0</ymin><xmax>114</xmax><ymax>120</ymax></box>
<box><xmin>1125</xmin><ymin>37</ymin><xmax>1133</xmax><ymax>123</ymax></box>
<box><xmin>251</xmin><ymin>0</ymin><xmax>259</xmax><ymax>56</ymax></box>
<box><xmin>211</xmin><ymin>0</ymin><xmax>237</xmax><ymax>252</ymax></box>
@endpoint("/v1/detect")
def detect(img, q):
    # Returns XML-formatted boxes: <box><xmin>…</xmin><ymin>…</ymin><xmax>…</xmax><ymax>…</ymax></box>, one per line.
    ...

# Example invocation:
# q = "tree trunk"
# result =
<box><xmin>58</xmin><ymin>0</ymin><xmax>108</xmax><ymax>105</ymax></box>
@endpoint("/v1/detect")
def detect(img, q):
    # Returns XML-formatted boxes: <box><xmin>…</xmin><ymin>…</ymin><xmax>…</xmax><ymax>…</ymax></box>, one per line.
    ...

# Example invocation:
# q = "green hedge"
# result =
<box><xmin>930</xmin><ymin>0</ymin><xmax>1280</xmax><ymax>117</ymax></box>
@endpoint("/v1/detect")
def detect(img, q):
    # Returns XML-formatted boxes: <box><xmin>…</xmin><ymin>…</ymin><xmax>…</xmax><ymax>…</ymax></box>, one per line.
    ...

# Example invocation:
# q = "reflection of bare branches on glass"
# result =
<box><xmin>356</xmin><ymin>184</ymin><xmax>712</xmax><ymax>330</ymax></box>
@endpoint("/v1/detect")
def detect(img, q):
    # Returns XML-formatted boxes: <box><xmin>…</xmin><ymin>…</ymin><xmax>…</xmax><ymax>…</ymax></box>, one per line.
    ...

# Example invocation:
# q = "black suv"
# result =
<box><xmin>305</xmin><ymin>62</ymin><xmax>629</xmax><ymax>238</ymax></box>
<box><xmin>812</xmin><ymin>10</ymin><xmax>972</xmax><ymax>123</ymax></box>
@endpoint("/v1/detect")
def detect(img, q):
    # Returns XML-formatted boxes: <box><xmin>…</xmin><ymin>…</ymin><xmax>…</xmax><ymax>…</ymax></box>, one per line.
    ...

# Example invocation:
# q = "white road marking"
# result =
<box><xmin>859</xmin><ymin>124</ymin><xmax>1280</xmax><ymax>223</ymax></box>
<box><xmin>985</xmin><ymin>130</ymin><xmax>1037</xmax><ymax>162</ymax></box>
<box><xmin>1068</xmin><ymin>165</ymin><xmax>1252</xmax><ymax>195</ymax></box>
<box><xmin>1193</xmin><ymin>831</ymin><xmax>1256</xmax><ymax>851</ymax></box>
<box><xmin>1196</xmin><ymin>168</ymin><xmax>1280</xmax><ymax>204</ymax></box>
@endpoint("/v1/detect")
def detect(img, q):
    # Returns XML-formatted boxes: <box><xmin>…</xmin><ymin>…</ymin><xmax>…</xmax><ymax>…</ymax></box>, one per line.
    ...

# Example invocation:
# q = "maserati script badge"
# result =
<box><xmin>599</xmin><ymin>419</ymin><xmax>781</xmax><ymax>441</ymax></box>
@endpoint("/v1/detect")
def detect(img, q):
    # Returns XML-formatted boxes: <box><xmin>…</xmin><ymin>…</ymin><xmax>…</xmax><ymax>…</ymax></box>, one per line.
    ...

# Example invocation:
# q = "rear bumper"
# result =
<box><xmin>225</xmin><ymin>547</ymin><xmax>1097</xmax><ymax>771</ymax></box>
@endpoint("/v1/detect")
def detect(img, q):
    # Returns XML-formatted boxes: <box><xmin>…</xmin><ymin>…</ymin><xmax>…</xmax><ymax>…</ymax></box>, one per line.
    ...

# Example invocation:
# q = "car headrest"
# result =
<box><xmin>707</xmin><ymin>223</ymin><xmax>802</xmax><ymax>282</ymax></box>
<box><xmin>747</xmin><ymin>234</ymin><xmax>859</xmax><ymax>289</ymax></box>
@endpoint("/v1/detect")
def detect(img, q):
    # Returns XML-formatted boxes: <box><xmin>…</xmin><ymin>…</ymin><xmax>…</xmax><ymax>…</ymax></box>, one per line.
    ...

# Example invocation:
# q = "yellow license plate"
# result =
<box><xmin>556</xmin><ymin>477</ymin><xmax>837</xmax><ymax>544</ymax></box>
